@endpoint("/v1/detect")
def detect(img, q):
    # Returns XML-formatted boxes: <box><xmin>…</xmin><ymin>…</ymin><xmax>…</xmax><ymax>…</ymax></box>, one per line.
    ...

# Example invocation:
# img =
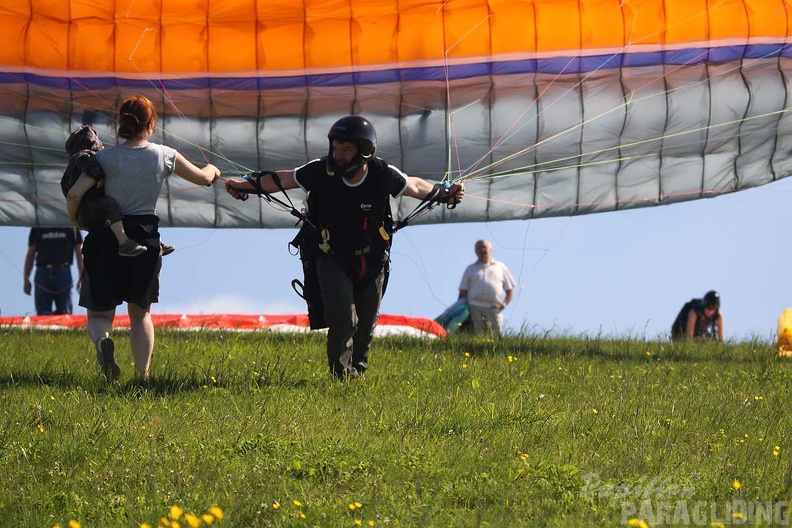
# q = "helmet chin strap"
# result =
<box><xmin>340</xmin><ymin>162</ymin><xmax>366</xmax><ymax>179</ymax></box>
<box><xmin>326</xmin><ymin>148</ymin><xmax>368</xmax><ymax>177</ymax></box>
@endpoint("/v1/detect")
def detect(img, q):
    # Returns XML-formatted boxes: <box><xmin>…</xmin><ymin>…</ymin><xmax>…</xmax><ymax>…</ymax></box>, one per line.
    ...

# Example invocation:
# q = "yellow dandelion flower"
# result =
<box><xmin>775</xmin><ymin>445</ymin><xmax>781</xmax><ymax>451</ymax></box>
<box><xmin>349</xmin><ymin>503</ymin><xmax>357</xmax><ymax>511</ymax></box>
<box><xmin>711</xmin><ymin>523</ymin><xmax>726</xmax><ymax>528</ymax></box>
<box><xmin>211</xmin><ymin>376</ymin><xmax>217</xmax><ymax>383</ymax></box>
<box><xmin>355</xmin><ymin>501</ymin><xmax>363</xmax><ymax>508</ymax></box>
<box><xmin>170</xmin><ymin>505</ymin><xmax>184</xmax><ymax>520</ymax></box>
<box><xmin>732</xmin><ymin>512</ymin><xmax>744</xmax><ymax>520</ymax></box>
<box><xmin>646</xmin><ymin>351</ymin><xmax>652</xmax><ymax>356</ymax></box>
<box><xmin>201</xmin><ymin>514</ymin><xmax>215</xmax><ymax>525</ymax></box>
<box><xmin>68</xmin><ymin>521</ymin><xmax>82</xmax><ymax>528</ymax></box>
<box><xmin>626</xmin><ymin>519</ymin><xmax>648</xmax><ymax>528</ymax></box>
<box><xmin>462</xmin><ymin>363</ymin><xmax>468</xmax><ymax>368</ymax></box>
<box><xmin>53</xmin><ymin>525</ymin><xmax>63</xmax><ymax>528</ymax></box>
<box><xmin>159</xmin><ymin>516</ymin><xmax>171</xmax><ymax>527</ymax></box>
<box><xmin>464</xmin><ymin>352</ymin><xmax>470</xmax><ymax>357</ymax></box>
<box><xmin>592</xmin><ymin>408</ymin><xmax>598</xmax><ymax>414</ymax></box>
<box><xmin>299</xmin><ymin>511</ymin><xmax>306</xmax><ymax>519</ymax></box>
<box><xmin>773</xmin><ymin>449</ymin><xmax>780</xmax><ymax>456</ymax></box>
<box><xmin>437</xmin><ymin>368</ymin><xmax>443</xmax><ymax>372</ymax></box>
<box><xmin>38</xmin><ymin>424</ymin><xmax>45</xmax><ymax>433</ymax></box>
<box><xmin>141</xmin><ymin>524</ymin><xmax>153</xmax><ymax>528</ymax></box>
<box><xmin>354</xmin><ymin>521</ymin><xmax>363</xmax><ymax>526</ymax></box>
<box><xmin>508</xmin><ymin>356</ymin><xmax>514</xmax><ymax>362</ymax></box>
<box><xmin>184</xmin><ymin>513</ymin><xmax>201</xmax><ymax>528</ymax></box>
<box><xmin>209</xmin><ymin>507</ymin><xmax>224</xmax><ymax>520</ymax></box>
<box><xmin>293</xmin><ymin>500</ymin><xmax>302</xmax><ymax>507</ymax></box>
<box><xmin>50</xmin><ymin>395</ymin><xmax>56</xmax><ymax>400</ymax></box>
<box><xmin>368</xmin><ymin>521</ymin><xmax>376</xmax><ymax>527</ymax></box>
<box><xmin>732</xmin><ymin>479</ymin><xmax>741</xmax><ymax>490</ymax></box>
<box><xmin>272</xmin><ymin>502</ymin><xmax>280</xmax><ymax>510</ymax></box>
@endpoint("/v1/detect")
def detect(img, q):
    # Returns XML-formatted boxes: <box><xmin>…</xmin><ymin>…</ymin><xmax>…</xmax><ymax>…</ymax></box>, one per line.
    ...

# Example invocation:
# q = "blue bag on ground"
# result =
<box><xmin>435</xmin><ymin>300</ymin><xmax>471</xmax><ymax>333</ymax></box>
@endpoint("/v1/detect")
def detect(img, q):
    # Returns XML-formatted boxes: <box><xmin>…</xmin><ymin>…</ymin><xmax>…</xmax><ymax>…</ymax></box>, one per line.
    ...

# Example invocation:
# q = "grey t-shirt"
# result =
<box><xmin>97</xmin><ymin>143</ymin><xmax>177</xmax><ymax>216</ymax></box>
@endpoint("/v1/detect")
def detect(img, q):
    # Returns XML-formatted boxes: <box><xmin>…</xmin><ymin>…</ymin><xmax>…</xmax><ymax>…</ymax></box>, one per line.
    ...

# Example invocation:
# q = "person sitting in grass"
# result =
<box><xmin>671</xmin><ymin>290</ymin><xmax>724</xmax><ymax>342</ymax></box>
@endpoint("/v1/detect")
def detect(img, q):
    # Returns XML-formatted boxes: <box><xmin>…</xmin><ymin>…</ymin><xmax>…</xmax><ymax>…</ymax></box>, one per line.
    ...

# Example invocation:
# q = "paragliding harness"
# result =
<box><xmin>671</xmin><ymin>298</ymin><xmax>720</xmax><ymax>340</ymax></box>
<box><xmin>287</xmin><ymin>195</ymin><xmax>394</xmax><ymax>330</ymax></box>
<box><xmin>241</xmin><ymin>169</ymin><xmax>459</xmax><ymax>330</ymax></box>
<box><xmin>671</xmin><ymin>299</ymin><xmax>699</xmax><ymax>340</ymax></box>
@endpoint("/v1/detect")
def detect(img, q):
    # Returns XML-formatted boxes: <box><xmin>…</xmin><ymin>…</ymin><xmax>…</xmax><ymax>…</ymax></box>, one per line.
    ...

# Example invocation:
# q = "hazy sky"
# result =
<box><xmin>3</xmin><ymin>177</ymin><xmax>790</xmax><ymax>342</ymax></box>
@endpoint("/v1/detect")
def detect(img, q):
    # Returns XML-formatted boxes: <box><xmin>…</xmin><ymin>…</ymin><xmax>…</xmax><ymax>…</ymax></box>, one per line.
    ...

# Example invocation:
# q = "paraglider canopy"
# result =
<box><xmin>1</xmin><ymin>0</ymin><xmax>791</xmax><ymax>228</ymax></box>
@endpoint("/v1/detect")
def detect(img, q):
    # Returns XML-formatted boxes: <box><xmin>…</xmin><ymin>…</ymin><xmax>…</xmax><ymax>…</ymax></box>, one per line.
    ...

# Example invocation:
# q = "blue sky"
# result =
<box><xmin>2</xmin><ymin>177</ymin><xmax>790</xmax><ymax>342</ymax></box>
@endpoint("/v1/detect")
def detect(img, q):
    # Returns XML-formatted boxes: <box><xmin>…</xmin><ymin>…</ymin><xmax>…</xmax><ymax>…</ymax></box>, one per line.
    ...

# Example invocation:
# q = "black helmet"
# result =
<box><xmin>326</xmin><ymin>115</ymin><xmax>377</xmax><ymax>178</ymax></box>
<box><xmin>702</xmin><ymin>290</ymin><xmax>720</xmax><ymax>307</ymax></box>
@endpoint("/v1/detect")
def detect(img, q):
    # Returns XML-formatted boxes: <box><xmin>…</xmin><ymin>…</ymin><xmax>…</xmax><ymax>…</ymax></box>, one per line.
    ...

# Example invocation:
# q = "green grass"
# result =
<box><xmin>1</xmin><ymin>329</ymin><xmax>791</xmax><ymax>527</ymax></box>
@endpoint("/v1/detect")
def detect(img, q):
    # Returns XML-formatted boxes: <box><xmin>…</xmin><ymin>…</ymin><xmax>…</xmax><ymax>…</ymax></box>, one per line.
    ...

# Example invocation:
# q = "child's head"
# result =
<box><xmin>65</xmin><ymin>125</ymin><xmax>103</xmax><ymax>156</ymax></box>
<box><xmin>118</xmin><ymin>95</ymin><xmax>157</xmax><ymax>140</ymax></box>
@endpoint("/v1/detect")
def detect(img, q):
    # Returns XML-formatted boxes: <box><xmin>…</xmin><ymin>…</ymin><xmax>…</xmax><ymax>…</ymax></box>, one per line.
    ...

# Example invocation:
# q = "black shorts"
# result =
<box><xmin>79</xmin><ymin>215</ymin><xmax>162</xmax><ymax>311</ymax></box>
<box><xmin>77</xmin><ymin>194</ymin><xmax>123</xmax><ymax>231</ymax></box>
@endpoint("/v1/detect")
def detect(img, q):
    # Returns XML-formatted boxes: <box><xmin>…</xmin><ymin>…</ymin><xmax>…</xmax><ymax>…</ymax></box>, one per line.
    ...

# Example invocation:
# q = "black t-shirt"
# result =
<box><xmin>28</xmin><ymin>227</ymin><xmax>82</xmax><ymax>266</ymax></box>
<box><xmin>294</xmin><ymin>157</ymin><xmax>408</xmax><ymax>254</ymax></box>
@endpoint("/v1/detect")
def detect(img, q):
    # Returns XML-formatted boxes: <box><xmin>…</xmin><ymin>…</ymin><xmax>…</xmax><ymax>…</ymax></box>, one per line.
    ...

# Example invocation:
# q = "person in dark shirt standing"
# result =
<box><xmin>225</xmin><ymin>115</ymin><xmax>464</xmax><ymax>379</ymax></box>
<box><xmin>23</xmin><ymin>227</ymin><xmax>84</xmax><ymax>315</ymax></box>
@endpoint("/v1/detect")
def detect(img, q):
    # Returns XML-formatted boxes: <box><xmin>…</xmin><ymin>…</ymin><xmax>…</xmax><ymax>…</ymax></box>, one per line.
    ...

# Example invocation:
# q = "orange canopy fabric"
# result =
<box><xmin>2</xmin><ymin>0</ymin><xmax>789</xmax><ymax>76</ymax></box>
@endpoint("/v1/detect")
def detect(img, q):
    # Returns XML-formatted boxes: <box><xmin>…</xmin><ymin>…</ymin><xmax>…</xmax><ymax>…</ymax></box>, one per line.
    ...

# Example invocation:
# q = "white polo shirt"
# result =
<box><xmin>459</xmin><ymin>260</ymin><xmax>516</xmax><ymax>308</ymax></box>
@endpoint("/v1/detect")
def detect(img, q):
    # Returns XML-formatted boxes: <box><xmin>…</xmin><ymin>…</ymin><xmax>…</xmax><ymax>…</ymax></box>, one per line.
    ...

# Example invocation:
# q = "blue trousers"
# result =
<box><xmin>34</xmin><ymin>267</ymin><xmax>73</xmax><ymax>315</ymax></box>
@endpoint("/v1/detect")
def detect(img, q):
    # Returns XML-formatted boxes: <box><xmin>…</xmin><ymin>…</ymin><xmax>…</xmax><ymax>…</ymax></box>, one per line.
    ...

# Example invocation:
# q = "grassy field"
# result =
<box><xmin>1</xmin><ymin>328</ymin><xmax>790</xmax><ymax>527</ymax></box>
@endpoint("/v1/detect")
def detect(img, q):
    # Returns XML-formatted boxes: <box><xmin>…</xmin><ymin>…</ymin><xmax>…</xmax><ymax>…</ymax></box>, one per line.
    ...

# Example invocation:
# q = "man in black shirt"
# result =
<box><xmin>226</xmin><ymin>116</ymin><xmax>464</xmax><ymax>378</ymax></box>
<box><xmin>24</xmin><ymin>227</ymin><xmax>84</xmax><ymax>315</ymax></box>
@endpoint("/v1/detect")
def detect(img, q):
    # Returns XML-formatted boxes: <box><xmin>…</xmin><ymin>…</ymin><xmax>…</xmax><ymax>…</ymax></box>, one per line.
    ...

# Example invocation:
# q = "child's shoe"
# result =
<box><xmin>119</xmin><ymin>239</ymin><xmax>147</xmax><ymax>257</ymax></box>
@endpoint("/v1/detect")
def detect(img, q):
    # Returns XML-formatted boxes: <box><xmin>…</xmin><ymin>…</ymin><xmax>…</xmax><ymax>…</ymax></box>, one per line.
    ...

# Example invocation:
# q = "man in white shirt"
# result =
<box><xmin>458</xmin><ymin>239</ymin><xmax>516</xmax><ymax>335</ymax></box>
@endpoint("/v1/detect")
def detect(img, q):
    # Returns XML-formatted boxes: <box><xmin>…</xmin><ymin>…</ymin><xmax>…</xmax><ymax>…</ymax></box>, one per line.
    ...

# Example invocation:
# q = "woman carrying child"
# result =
<box><xmin>67</xmin><ymin>95</ymin><xmax>220</xmax><ymax>380</ymax></box>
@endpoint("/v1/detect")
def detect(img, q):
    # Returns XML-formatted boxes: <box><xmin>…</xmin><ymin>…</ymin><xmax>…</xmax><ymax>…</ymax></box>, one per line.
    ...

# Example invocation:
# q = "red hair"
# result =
<box><xmin>118</xmin><ymin>95</ymin><xmax>157</xmax><ymax>140</ymax></box>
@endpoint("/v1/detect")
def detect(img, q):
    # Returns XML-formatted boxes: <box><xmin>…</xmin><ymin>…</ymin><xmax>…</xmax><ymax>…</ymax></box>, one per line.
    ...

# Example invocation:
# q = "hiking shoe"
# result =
<box><xmin>161</xmin><ymin>243</ymin><xmax>176</xmax><ymax>256</ymax></box>
<box><xmin>331</xmin><ymin>364</ymin><xmax>359</xmax><ymax>380</ymax></box>
<box><xmin>354</xmin><ymin>362</ymin><xmax>367</xmax><ymax>376</ymax></box>
<box><xmin>119</xmin><ymin>239</ymin><xmax>147</xmax><ymax>257</ymax></box>
<box><xmin>96</xmin><ymin>337</ymin><xmax>121</xmax><ymax>380</ymax></box>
